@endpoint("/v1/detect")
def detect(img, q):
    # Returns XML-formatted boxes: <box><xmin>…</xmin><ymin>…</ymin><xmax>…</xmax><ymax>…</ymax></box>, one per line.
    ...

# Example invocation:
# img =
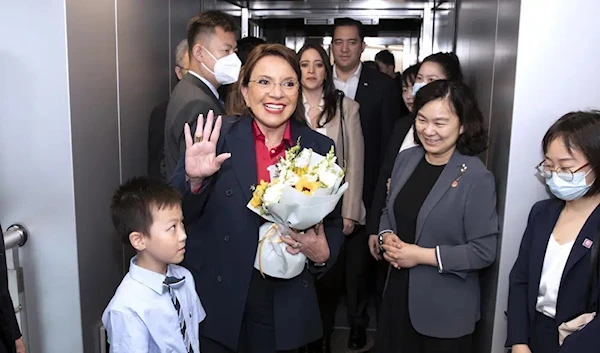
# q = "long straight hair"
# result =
<box><xmin>297</xmin><ymin>44</ymin><xmax>338</xmax><ymax>127</ymax></box>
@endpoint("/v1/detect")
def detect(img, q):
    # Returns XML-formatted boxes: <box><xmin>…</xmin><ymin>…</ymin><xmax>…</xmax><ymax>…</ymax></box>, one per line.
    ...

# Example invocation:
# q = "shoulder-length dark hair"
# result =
<box><xmin>297</xmin><ymin>44</ymin><xmax>337</xmax><ymax>127</ymax></box>
<box><xmin>413</xmin><ymin>80</ymin><xmax>488</xmax><ymax>156</ymax></box>
<box><xmin>228</xmin><ymin>43</ymin><xmax>306</xmax><ymax>124</ymax></box>
<box><xmin>542</xmin><ymin>110</ymin><xmax>600</xmax><ymax>197</ymax></box>
<box><xmin>401</xmin><ymin>63</ymin><xmax>420</xmax><ymax>87</ymax></box>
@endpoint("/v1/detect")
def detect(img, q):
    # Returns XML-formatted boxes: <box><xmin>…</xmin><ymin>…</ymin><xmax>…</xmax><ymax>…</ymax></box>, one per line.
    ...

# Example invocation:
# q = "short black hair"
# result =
<box><xmin>401</xmin><ymin>63</ymin><xmax>421</xmax><ymax>87</ymax></box>
<box><xmin>237</xmin><ymin>36</ymin><xmax>266</xmax><ymax>65</ymax></box>
<box><xmin>422</xmin><ymin>52</ymin><xmax>463</xmax><ymax>82</ymax></box>
<box><xmin>187</xmin><ymin>11</ymin><xmax>238</xmax><ymax>54</ymax></box>
<box><xmin>542</xmin><ymin>110</ymin><xmax>600</xmax><ymax>196</ymax></box>
<box><xmin>413</xmin><ymin>80</ymin><xmax>488</xmax><ymax>156</ymax></box>
<box><xmin>110</xmin><ymin>177</ymin><xmax>181</xmax><ymax>245</ymax></box>
<box><xmin>375</xmin><ymin>50</ymin><xmax>395</xmax><ymax>67</ymax></box>
<box><xmin>362</xmin><ymin>60</ymin><xmax>379</xmax><ymax>71</ymax></box>
<box><xmin>333</xmin><ymin>17</ymin><xmax>364</xmax><ymax>40</ymax></box>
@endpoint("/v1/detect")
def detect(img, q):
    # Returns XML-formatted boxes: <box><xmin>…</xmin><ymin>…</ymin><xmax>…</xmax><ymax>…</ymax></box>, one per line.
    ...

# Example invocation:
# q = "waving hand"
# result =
<box><xmin>184</xmin><ymin>110</ymin><xmax>231</xmax><ymax>182</ymax></box>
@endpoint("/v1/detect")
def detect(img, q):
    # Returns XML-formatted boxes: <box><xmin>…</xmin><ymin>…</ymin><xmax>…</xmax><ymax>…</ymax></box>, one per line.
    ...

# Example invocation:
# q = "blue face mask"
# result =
<box><xmin>412</xmin><ymin>82</ymin><xmax>427</xmax><ymax>96</ymax></box>
<box><xmin>545</xmin><ymin>170</ymin><xmax>594</xmax><ymax>201</ymax></box>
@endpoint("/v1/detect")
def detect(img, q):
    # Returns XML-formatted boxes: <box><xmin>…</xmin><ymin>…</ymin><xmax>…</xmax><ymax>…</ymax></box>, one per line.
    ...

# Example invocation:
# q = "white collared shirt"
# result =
<box><xmin>399</xmin><ymin>126</ymin><xmax>419</xmax><ymax>153</ymax></box>
<box><xmin>536</xmin><ymin>235</ymin><xmax>575</xmax><ymax>318</ymax></box>
<box><xmin>333</xmin><ymin>63</ymin><xmax>362</xmax><ymax>100</ymax></box>
<box><xmin>303</xmin><ymin>95</ymin><xmax>327</xmax><ymax>136</ymax></box>
<box><xmin>102</xmin><ymin>256</ymin><xmax>206</xmax><ymax>353</ymax></box>
<box><xmin>188</xmin><ymin>70</ymin><xmax>220</xmax><ymax>99</ymax></box>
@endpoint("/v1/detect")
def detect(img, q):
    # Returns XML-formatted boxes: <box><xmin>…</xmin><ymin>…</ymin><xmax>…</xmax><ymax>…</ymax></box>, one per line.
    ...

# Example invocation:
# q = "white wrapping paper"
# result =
<box><xmin>247</xmin><ymin>147</ymin><xmax>347</xmax><ymax>279</ymax></box>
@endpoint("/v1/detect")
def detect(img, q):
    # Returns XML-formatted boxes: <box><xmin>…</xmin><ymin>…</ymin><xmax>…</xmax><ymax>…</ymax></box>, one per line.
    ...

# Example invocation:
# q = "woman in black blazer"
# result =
<box><xmin>507</xmin><ymin>111</ymin><xmax>600</xmax><ymax>353</ymax></box>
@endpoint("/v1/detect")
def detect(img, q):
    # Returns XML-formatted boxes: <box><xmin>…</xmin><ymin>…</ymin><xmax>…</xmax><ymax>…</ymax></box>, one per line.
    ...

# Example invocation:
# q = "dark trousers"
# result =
<box><xmin>200</xmin><ymin>270</ymin><xmax>299</xmax><ymax>353</ymax></box>
<box><xmin>530</xmin><ymin>311</ymin><xmax>559</xmax><ymax>353</ymax></box>
<box><xmin>316</xmin><ymin>226</ymin><xmax>374</xmax><ymax>331</ymax></box>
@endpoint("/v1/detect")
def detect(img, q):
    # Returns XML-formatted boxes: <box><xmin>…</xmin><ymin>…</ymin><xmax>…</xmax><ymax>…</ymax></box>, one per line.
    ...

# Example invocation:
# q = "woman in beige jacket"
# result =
<box><xmin>297</xmin><ymin>43</ymin><xmax>366</xmax><ymax>353</ymax></box>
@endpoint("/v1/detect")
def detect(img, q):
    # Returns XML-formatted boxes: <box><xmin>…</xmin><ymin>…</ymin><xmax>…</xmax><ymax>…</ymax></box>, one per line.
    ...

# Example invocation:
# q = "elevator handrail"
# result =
<box><xmin>4</xmin><ymin>224</ymin><xmax>28</xmax><ymax>250</ymax></box>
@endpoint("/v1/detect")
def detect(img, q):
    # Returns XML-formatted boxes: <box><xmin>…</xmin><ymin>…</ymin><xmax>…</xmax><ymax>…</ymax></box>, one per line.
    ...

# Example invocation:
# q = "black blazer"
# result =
<box><xmin>163</xmin><ymin>73</ymin><xmax>225</xmax><ymax>178</ymax></box>
<box><xmin>0</xmin><ymin>226</ymin><xmax>20</xmax><ymax>353</ymax></box>
<box><xmin>171</xmin><ymin>116</ymin><xmax>344</xmax><ymax>351</ymax></box>
<box><xmin>367</xmin><ymin>114</ymin><xmax>414</xmax><ymax>235</ymax></box>
<box><xmin>354</xmin><ymin>66</ymin><xmax>402</xmax><ymax>211</ymax></box>
<box><xmin>507</xmin><ymin>199</ymin><xmax>600</xmax><ymax>352</ymax></box>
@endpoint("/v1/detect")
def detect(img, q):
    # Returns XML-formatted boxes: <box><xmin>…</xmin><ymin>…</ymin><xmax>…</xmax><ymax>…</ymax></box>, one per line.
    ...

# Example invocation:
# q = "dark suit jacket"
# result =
<box><xmin>0</xmin><ymin>227</ymin><xmax>20</xmax><ymax>353</ymax></box>
<box><xmin>380</xmin><ymin>147</ymin><xmax>499</xmax><ymax>338</ymax></box>
<box><xmin>147</xmin><ymin>100</ymin><xmax>169</xmax><ymax>179</ymax></box>
<box><xmin>506</xmin><ymin>199</ymin><xmax>600</xmax><ymax>352</ymax></box>
<box><xmin>367</xmin><ymin>114</ymin><xmax>414</xmax><ymax>235</ymax></box>
<box><xmin>163</xmin><ymin>73</ymin><xmax>225</xmax><ymax>178</ymax></box>
<box><xmin>354</xmin><ymin>65</ymin><xmax>402</xmax><ymax>212</ymax></box>
<box><xmin>171</xmin><ymin>116</ymin><xmax>344</xmax><ymax>351</ymax></box>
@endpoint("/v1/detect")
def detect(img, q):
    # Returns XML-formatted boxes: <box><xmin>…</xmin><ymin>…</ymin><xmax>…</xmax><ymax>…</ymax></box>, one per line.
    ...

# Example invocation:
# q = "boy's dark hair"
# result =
<box><xmin>542</xmin><ymin>110</ymin><xmax>600</xmax><ymax>197</ymax></box>
<box><xmin>110</xmin><ymin>177</ymin><xmax>181</xmax><ymax>245</ymax></box>
<box><xmin>413</xmin><ymin>80</ymin><xmax>488</xmax><ymax>156</ymax></box>
<box><xmin>187</xmin><ymin>11</ymin><xmax>238</xmax><ymax>55</ymax></box>
<box><xmin>333</xmin><ymin>17</ymin><xmax>364</xmax><ymax>40</ymax></box>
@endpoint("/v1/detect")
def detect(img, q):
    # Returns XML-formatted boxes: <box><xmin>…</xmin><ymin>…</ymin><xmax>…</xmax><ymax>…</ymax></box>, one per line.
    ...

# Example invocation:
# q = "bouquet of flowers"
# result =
<box><xmin>246</xmin><ymin>140</ymin><xmax>348</xmax><ymax>279</ymax></box>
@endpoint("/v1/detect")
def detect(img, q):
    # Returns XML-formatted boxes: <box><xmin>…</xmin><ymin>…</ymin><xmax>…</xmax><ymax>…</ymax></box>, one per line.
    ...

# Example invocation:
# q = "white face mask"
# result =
<box><xmin>545</xmin><ymin>170</ymin><xmax>594</xmax><ymax>201</ymax></box>
<box><xmin>202</xmin><ymin>47</ymin><xmax>242</xmax><ymax>85</ymax></box>
<box><xmin>412</xmin><ymin>81</ymin><xmax>427</xmax><ymax>96</ymax></box>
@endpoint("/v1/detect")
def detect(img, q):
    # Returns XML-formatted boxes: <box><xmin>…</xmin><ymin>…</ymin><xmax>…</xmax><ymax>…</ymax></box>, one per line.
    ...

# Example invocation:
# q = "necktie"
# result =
<box><xmin>163</xmin><ymin>276</ymin><xmax>193</xmax><ymax>353</ymax></box>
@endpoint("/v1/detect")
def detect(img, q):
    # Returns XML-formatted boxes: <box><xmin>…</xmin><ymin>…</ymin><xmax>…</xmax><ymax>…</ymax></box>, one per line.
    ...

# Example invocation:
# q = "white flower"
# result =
<box><xmin>294</xmin><ymin>149</ymin><xmax>312</xmax><ymax>169</ymax></box>
<box><xmin>263</xmin><ymin>183</ymin><xmax>285</xmax><ymax>206</ymax></box>
<box><xmin>319</xmin><ymin>169</ymin><xmax>339</xmax><ymax>188</ymax></box>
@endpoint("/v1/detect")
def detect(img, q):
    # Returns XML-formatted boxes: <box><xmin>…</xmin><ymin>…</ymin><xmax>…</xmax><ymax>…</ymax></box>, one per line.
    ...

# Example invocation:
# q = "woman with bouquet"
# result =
<box><xmin>170</xmin><ymin>44</ymin><xmax>345</xmax><ymax>353</ymax></box>
<box><xmin>296</xmin><ymin>43</ymin><xmax>365</xmax><ymax>353</ymax></box>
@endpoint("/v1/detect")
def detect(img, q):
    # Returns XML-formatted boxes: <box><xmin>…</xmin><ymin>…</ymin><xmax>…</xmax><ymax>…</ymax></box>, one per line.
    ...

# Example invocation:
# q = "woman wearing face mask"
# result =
<box><xmin>368</xmin><ymin>53</ymin><xmax>463</xmax><ymax>271</ymax></box>
<box><xmin>171</xmin><ymin>44</ymin><xmax>345</xmax><ymax>353</ymax></box>
<box><xmin>297</xmin><ymin>43</ymin><xmax>366</xmax><ymax>353</ymax></box>
<box><xmin>507</xmin><ymin>111</ymin><xmax>600</xmax><ymax>353</ymax></box>
<box><xmin>370</xmin><ymin>80</ymin><xmax>498</xmax><ymax>353</ymax></box>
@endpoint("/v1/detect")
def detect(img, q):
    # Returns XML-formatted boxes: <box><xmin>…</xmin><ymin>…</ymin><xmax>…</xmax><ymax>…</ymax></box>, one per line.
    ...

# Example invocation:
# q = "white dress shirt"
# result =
<box><xmin>399</xmin><ymin>126</ymin><xmax>419</xmax><ymax>153</ymax></box>
<box><xmin>333</xmin><ymin>63</ymin><xmax>362</xmax><ymax>100</ymax></box>
<box><xmin>102</xmin><ymin>256</ymin><xmax>206</xmax><ymax>353</ymax></box>
<box><xmin>536</xmin><ymin>235</ymin><xmax>575</xmax><ymax>318</ymax></box>
<box><xmin>189</xmin><ymin>70</ymin><xmax>219</xmax><ymax>99</ymax></box>
<box><xmin>303</xmin><ymin>95</ymin><xmax>327</xmax><ymax>136</ymax></box>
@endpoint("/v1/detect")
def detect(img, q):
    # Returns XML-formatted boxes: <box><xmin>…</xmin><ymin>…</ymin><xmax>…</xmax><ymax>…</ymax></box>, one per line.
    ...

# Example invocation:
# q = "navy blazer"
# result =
<box><xmin>506</xmin><ymin>199</ymin><xmax>600</xmax><ymax>352</ymax></box>
<box><xmin>171</xmin><ymin>116</ymin><xmax>344</xmax><ymax>351</ymax></box>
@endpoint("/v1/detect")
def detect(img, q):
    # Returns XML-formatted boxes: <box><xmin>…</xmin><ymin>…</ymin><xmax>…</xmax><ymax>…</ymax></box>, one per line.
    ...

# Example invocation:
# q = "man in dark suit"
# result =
<box><xmin>147</xmin><ymin>38</ymin><xmax>189</xmax><ymax>179</ymax></box>
<box><xmin>330</xmin><ymin>17</ymin><xmax>402</xmax><ymax>350</ymax></box>
<box><xmin>163</xmin><ymin>10</ymin><xmax>241</xmax><ymax>178</ymax></box>
<box><xmin>0</xmin><ymin>227</ymin><xmax>25</xmax><ymax>353</ymax></box>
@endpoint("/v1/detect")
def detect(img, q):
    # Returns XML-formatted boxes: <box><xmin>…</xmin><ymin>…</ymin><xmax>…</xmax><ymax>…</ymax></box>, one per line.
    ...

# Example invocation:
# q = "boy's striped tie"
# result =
<box><xmin>164</xmin><ymin>276</ymin><xmax>193</xmax><ymax>353</ymax></box>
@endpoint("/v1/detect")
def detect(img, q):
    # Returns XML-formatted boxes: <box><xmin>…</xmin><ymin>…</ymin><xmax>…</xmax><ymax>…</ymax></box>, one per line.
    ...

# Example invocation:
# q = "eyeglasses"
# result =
<box><xmin>248</xmin><ymin>78</ymin><xmax>299</xmax><ymax>93</ymax></box>
<box><xmin>536</xmin><ymin>161</ymin><xmax>590</xmax><ymax>182</ymax></box>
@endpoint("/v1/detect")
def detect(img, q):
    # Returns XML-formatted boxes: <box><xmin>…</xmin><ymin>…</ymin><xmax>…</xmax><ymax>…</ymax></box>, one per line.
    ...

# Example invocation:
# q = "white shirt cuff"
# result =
<box><xmin>436</xmin><ymin>246</ymin><xmax>443</xmax><ymax>273</ymax></box>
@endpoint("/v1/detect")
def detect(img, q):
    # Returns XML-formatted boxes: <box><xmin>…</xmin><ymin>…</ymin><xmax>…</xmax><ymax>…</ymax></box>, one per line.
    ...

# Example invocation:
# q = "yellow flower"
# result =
<box><xmin>250</xmin><ymin>180</ymin><xmax>269</xmax><ymax>208</ymax></box>
<box><xmin>295</xmin><ymin>176</ymin><xmax>320</xmax><ymax>195</ymax></box>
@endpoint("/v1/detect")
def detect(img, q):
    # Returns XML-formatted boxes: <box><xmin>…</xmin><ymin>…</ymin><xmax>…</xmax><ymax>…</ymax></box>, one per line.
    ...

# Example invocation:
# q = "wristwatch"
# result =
<box><xmin>313</xmin><ymin>262</ymin><xmax>327</xmax><ymax>267</ymax></box>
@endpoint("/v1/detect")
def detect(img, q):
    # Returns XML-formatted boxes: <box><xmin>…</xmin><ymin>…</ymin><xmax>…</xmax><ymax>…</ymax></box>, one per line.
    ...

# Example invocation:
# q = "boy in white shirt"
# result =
<box><xmin>102</xmin><ymin>177</ymin><xmax>205</xmax><ymax>353</ymax></box>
